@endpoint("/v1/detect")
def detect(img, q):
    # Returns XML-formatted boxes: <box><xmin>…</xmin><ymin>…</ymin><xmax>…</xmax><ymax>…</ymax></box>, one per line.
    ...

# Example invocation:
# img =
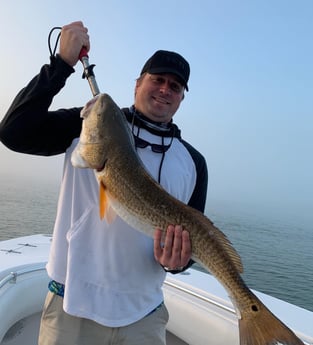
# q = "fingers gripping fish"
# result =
<box><xmin>71</xmin><ymin>93</ymin><xmax>304</xmax><ymax>345</ymax></box>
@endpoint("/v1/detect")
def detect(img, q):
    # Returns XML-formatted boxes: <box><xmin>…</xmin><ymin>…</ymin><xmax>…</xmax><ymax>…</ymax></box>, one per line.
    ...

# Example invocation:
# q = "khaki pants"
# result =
<box><xmin>38</xmin><ymin>292</ymin><xmax>169</xmax><ymax>345</ymax></box>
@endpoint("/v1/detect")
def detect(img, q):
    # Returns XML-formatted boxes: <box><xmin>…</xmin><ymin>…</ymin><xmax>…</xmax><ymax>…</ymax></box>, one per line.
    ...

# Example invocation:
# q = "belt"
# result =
<box><xmin>48</xmin><ymin>280</ymin><xmax>65</xmax><ymax>297</ymax></box>
<box><xmin>48</xmin><ymin>280</ymin><xmax>163</xmax><ymax>316</ymax></box>
<box><xmin>147</xmin><ymin>302</ymin><xmax>164</xmax><ymax>316</ymax></box>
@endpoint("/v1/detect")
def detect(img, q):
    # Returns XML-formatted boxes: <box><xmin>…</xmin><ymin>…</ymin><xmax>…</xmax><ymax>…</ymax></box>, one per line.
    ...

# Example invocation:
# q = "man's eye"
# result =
<box><xmin>170</xmin><ymin>82</ymin><xmax>182</xmax><ymax>93</ymax></box>
<box><xmin>150</xmin><ymin>75</ymin><xmax>183</xmax><ymax>93</ymax></box>
<box><xmin>154</xmin><ymin>77</ymin><xmax>165</xmax><ymax>83</ymax></box>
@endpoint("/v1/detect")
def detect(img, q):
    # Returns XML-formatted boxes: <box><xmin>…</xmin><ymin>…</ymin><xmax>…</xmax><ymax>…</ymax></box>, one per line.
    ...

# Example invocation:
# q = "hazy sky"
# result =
<box><xmin>0</xmin><ymin>1</ymin><xmax>312</xmax><ymax>226</ymax></box>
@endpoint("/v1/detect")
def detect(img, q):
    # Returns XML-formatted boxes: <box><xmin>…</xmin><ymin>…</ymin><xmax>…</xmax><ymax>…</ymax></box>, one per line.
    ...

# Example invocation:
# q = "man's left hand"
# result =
<box><xmin>154</xmin><ymin>225</ymin><xmax>191</xmax><ymax>271</ymax></box>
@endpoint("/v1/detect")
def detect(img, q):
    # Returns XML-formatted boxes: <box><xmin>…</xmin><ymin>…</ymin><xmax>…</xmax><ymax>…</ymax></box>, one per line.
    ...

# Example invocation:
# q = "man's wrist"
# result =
<box><xmin>162</xmin><ymin>265</ymin><xmax>185</xmax><ymax>273</ymax></box>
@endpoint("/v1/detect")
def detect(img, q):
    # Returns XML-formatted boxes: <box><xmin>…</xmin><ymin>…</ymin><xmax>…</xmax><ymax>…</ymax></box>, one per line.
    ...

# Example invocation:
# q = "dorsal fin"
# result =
<box><xmin>212</xmin><ymin>224</ymin><xmax>243</xmax><ymax>273</ymax></box>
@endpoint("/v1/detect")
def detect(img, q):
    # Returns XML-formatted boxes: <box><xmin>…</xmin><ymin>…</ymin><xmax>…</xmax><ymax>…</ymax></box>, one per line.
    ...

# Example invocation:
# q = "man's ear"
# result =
<box><xmin>134</xmin><ymin>80</ymin><xmax>139</xmax><ymax>98</ymax></box>
<box><xmin>135</xmin><ymin>77</ymin><xmax>143</xmax><ymax>96</ymax></box>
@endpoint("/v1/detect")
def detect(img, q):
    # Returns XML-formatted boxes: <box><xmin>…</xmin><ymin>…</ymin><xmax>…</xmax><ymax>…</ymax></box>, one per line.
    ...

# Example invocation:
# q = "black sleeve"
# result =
<box><xmin>181</xmin><ymin>140</ymin><xmax>208</xmax><ymax>213</ymax></box>
<box><xmin>165</xmin><ymin>139</ymin><xmax>208</xmax><ymax>274</ymax></box>
<box><xmin>0</xmin><ymin>55</ymin><xmax>83</xmax><ymax>156</ymax></box>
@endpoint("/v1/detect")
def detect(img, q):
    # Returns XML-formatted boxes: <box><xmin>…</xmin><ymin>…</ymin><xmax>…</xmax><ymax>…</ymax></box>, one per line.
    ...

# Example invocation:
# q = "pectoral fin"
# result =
<box><xmin>99</xmin><ymin>181</ymin><xmax>116</xmax><ymax>223</ymax></box>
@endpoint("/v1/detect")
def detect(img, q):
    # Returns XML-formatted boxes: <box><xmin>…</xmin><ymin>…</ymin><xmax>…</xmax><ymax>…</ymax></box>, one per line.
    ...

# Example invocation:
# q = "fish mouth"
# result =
<box><xmin>80</xmin><ymin>94</ymin><xmax>101</xmax><ymax>119</ymax></box>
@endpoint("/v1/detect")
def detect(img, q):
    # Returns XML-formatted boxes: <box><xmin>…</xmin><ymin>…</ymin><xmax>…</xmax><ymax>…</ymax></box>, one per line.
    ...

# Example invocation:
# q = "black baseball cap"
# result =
<box><xmin>140</xmin><ymin>50</ymin><xmax>190</xmax><ymax>91</ymax></box>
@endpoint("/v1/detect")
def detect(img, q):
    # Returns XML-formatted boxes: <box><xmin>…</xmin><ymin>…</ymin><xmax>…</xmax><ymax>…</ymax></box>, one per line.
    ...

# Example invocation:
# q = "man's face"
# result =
<box><xmin>134</xmin><ymin>73</ymin><xmax>185</xmax><ymax>123</ymax></box>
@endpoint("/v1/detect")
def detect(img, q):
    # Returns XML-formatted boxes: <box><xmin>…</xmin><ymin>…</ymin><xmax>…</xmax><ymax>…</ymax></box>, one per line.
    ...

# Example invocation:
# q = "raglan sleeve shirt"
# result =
<box><xmin>0</xmin><ymin>54</ymin><xmax>208</xmax><ymax>213</ymax></box>
<box><xmin>0</xmin><ymin>55</ymin><xmax>209</xmax><ymax>279</ymax></box>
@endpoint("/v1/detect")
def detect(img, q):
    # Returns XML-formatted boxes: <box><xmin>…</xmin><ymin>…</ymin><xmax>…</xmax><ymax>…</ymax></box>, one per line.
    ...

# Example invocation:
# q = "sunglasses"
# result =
<box><xmin>133</xmin><ymin>135</ymin><xmax>173</xmax><ymax>153</ymax></box>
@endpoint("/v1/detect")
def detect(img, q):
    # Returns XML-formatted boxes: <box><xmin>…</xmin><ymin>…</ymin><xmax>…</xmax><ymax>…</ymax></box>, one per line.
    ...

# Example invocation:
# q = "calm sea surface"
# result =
<box><xmin>0</xmin><ymin>174</ymin><xmax>312</xmax><ymax>312</ymax></box>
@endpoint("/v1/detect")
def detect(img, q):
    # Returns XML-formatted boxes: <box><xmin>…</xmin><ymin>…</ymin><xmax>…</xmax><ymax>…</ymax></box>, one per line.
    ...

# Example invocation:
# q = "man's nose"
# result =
<box><xmin>159</xmin><ymin>80</ymin><xmax>172</xmax><ymax>94</ymax></box>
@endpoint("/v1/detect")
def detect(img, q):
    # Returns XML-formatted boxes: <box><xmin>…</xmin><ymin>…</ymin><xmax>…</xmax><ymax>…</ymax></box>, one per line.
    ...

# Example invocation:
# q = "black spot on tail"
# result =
<box><xmin>251</xmin><ymin>305</ymin><xmax>258</xmax><ymax>312</ymax></box>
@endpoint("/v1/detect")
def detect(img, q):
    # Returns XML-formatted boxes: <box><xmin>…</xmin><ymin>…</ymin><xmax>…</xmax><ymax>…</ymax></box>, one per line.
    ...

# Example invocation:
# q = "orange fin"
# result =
<box><xmin>99</xmin><ymin>181</ymin><xmax>107</xmax><ymax>220</ymax></box>
<box><xmin>99</xmin><ymin>181</ymin><xmax>116</xmax><ymax>223</ymax></box>
<box><xmin>239</xmin><ymin>293</ymin><xmax>305</xmax><ymax>345</ymax></box>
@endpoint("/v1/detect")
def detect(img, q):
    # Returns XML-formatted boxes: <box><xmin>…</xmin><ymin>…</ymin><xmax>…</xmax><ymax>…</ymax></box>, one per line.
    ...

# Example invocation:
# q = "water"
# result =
<box><xmin>0</xmin><ymin>175</ymin><xmax>58</xmax><ymax>241</ymax></box>
<box><xmin>0</xmin><ymin>174</ymin><xmax>312</xmax><ymax>312</ymax></box>
<box><xmin>206</xmin><ymin>201</ymin><xmax>313</xmax><ymax>312</ymax></box>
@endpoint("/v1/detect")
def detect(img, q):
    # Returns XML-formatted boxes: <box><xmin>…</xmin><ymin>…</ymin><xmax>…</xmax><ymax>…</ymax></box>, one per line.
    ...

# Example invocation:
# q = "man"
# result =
<box><xmin>0</xmin><ymin>21</ymin><xmax>208</xmax><ymax>345</ymax></box>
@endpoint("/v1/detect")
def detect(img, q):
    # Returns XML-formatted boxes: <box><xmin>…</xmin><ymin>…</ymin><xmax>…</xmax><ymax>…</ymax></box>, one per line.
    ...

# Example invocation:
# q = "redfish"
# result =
<box><xmin>71</xmin><ymin>93</ymin><xmax>304</xmax><ymax>345</ymax></box>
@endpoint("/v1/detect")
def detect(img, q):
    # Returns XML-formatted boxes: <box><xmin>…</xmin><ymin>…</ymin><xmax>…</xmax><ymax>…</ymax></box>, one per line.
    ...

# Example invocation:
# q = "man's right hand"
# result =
<box><xmin>59</xmin><ymin>21</ymin><xmax>90</xmax><ymax>67</ymax></box>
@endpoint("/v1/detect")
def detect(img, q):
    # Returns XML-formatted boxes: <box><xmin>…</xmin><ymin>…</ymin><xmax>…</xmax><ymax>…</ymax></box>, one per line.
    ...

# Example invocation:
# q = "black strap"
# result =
<box><xmin>122</xmin><ymin>107</ymin><xmax>181</xmax><ymax>139</ymax></box>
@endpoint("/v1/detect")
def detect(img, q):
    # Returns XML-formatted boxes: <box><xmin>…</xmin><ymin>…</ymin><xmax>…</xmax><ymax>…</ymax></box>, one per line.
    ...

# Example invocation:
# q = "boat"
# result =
<box><xmin>0</xmin><ymin>234</ymin><xmax>312</xmax><ymax>345</ymax></box>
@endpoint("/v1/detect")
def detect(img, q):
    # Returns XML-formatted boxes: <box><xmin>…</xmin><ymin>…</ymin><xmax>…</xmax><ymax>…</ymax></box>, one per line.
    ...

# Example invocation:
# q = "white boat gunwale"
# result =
<box><xmin>0</xmin><ymin>234</ymin><xmax>312</xmax><ymax>345</ymax></box>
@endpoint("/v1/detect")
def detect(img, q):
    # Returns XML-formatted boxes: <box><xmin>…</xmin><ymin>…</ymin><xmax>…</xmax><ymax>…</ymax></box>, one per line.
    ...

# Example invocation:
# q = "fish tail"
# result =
<box><xmin>239</xmin><ymin>302</ymin><xmax>304</xmax><ymax>345</ymax></box>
